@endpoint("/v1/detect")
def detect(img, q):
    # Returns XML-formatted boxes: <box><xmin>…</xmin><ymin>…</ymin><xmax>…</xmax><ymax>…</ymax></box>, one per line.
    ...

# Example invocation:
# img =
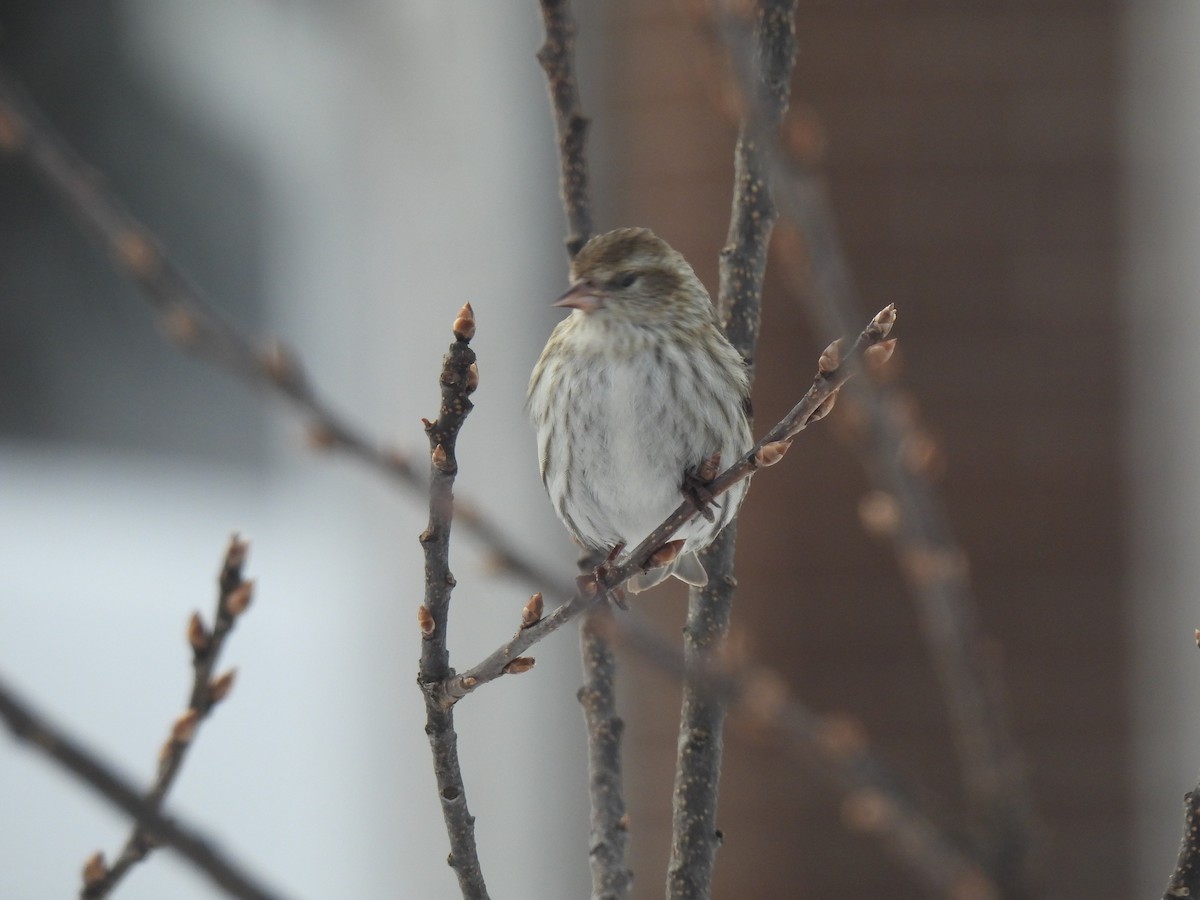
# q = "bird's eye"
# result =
<box><xmin>614</xmin><ymin>272</ymin><xmax>639</xmax><ymax>289</ymax></box>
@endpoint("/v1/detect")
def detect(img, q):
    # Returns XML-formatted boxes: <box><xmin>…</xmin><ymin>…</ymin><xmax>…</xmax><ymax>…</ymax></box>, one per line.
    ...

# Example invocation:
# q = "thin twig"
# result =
<box><xmin>537</xmin><ymin>0</ymin><xmax>594</xmax><ymax>261</ymax></box>
<box><xmin>536</xmin><ymin>4</ymin><xmax>631</xmax><ymax>896</ymax></box>
<box><xmin>437</xmin><ymin>304</ymin><xmax>896</xmax><ymax>706</ymax></box>
<box><xmin>416</xmin><ymin>304</ymin><xmax>490</xmax><ymax>900</ymax></box>
<box><xmin>81</xmin><ymin>536</ymin><xmax>254</xmax><ymax>898</ymax></box>
<box><xmin>0</xmin><ymin>65</ymin><xmax>563</xmax><ymax>600</ymax></box>
<box><xmin>614</xmin><ymin>614</ymin><xmax>1000</xmax><ymax>898</ymax></box>
<box><xmin>579</xmin><ymin>605</ymin><xmax>633</xmax><ymax>900</ymax></box>
<box><xmin>668</xmin><ymin>4</ymin><xmax>798</xmax><ymax>897</ymax></box>
<box><xmin>708</xmin><ymin>9</ymin><xmax>1034</xmax><ymax>892</ymax></box>
<box><xmin>0</xmin><ymin>677</ymin><xmax>291</xmax><ymax>900</ymax></box>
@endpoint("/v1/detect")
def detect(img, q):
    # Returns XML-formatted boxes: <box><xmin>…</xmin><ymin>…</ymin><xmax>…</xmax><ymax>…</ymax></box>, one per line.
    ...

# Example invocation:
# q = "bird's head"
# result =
<box><xmin>553</xmin><ymin>228</ymin><xmax>713</xmax><ymax>329</ymax></box>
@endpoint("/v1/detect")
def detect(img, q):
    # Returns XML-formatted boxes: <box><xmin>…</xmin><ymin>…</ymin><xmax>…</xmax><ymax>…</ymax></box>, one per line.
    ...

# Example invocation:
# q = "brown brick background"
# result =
<box><xmin>603</xmin><ymin>3</ymin><xmax>1126</xmax><ymax>897</ymax></box>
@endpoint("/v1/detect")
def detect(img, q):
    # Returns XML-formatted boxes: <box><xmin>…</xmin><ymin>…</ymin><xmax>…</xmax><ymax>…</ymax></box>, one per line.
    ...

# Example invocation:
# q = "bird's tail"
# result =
<box><xmin>626</xmin><ymin>550</ymin><xmax>708</xmax><ymax>594</ymax></box>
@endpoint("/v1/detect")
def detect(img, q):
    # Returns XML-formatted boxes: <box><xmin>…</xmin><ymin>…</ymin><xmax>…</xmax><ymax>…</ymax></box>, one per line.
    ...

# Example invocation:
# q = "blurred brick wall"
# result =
<box><xmin>604</xmin><ymin>3</ymin><xmax>1126</xmax><ymax>897</ymax></box>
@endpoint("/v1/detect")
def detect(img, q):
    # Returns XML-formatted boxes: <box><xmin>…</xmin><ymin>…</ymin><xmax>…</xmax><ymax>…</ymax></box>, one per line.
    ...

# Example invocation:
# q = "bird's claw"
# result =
<box><xmin>682</xmin><ymin>452</ymin><xmax>722</xmax><ymax>523</ymax></box>
<box><xmin>578</xmin><ymin>543</ymin><xmax>629</xmax><ymax>610</ymax></box>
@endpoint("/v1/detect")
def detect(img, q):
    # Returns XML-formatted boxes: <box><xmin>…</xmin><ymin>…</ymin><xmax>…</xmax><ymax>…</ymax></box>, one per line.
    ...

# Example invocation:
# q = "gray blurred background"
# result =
<box><xmin>1</xmin><ymin>1</ymin><xmax>1198</xmax><ymax>898</ymax></box>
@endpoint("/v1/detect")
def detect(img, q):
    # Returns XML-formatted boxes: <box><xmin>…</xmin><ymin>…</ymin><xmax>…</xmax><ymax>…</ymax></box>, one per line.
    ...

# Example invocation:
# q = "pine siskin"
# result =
<box><xmin>528</xmin><ymin>228</ymin><xmax>753</xmax><ymax>593</ymax></box>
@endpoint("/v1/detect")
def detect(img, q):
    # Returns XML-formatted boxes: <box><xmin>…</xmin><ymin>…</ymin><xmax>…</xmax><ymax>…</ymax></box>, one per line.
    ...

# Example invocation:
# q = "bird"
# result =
<box><xmin>527</xmin><ymin>227</ymin><xmax>753</xmax><ymax>594</ymax></box>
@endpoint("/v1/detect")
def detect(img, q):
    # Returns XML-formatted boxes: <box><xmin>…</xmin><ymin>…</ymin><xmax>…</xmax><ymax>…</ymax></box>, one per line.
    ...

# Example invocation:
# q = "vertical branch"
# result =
<box><xmin>716</xmin><ymin>0</ymin><xmax>799</xmax><ymax>366</ymax></box>
<box><xmin>668</xmin><ymin>4</ymin><xmax>798</xmax><ymax>899</ymax></box>
<box><xmin>538</xmin><ymin>3</ymin><xmax>633</xmax><ymax>898</ymax></box>
<box><xmin>579</xmin><ymin>604</ymin><xmax>633</xmax><ymax>900</ymax></box>
<box><xmin>538</xmin><ymin>0</ymin><xmax>594</xmax><ymax>260</ymax></box>
<box><xmin>417</xmin><ymin>304</ymin><xmax>489</xmax><ymax>900</ymax></box>
<box><xmin>1164</xmin><ymin>788</ymin><xmax>1200</xmax><ymax>900</ymax></box>
<box><xmin>82</xmin><ymin>536</ymin><xmax>254</xmax><ymax>898</ymax></box>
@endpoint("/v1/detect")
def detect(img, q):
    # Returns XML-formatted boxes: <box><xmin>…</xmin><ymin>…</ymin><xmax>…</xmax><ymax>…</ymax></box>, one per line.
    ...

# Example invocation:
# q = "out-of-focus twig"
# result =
<box><xmin>0</xmin><ymin>65</ymin><xmax>563</xmax><ymax>599</ymax></box>
<box><xmin>0</xmin><ymin>677</ymin><xmax>290</xmax><ymax>900</ymax></box>
<box><xmin>706</xmin><ymin>8</ymin><xmax>1034</xmax><ymax>894</ymax></box>
<box><xmin>668</xmin><ymin>4</ymin><xmax>798</xmax><ymax>898</ymax></box>
<box><xmin>536</xmin><ymin>4</ymin><xmax>631</xmax><ymax>896</ymax></box>
<box><xmin>537</xmin><ymin>0</ymin><xmax>594</xmax><ymax>261</ymax></box>
<box><xmin>615</xmin><ymin>614</ymin><xmax>1000</xmax><ymax>898</ymax></box>
<box><xmin>416</xmin><ymin>304</ymin><xmax>490</xmax><ymax>900</ymax></box>
<box><xmin>80</xmin><ymin>536</ymin><xmax>254</xmax><ymax>898</ymax></box>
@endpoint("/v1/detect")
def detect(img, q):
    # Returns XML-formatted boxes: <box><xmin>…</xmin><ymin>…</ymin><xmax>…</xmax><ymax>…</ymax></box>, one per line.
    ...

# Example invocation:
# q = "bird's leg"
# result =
<box><xmin>682</xmin><ymin>451</ymin><xmax>723</xmax><ymax>523</ymax></box>
<box><xmin>576</xmin><ymin>542</ymin><xmax>629</xmax><ymax>610</ymax></box>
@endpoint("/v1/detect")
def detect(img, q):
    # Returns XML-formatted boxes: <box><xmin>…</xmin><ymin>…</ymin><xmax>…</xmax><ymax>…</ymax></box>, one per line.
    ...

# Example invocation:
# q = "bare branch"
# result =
<box><xmin>535</xmin><ymin>7</ymin><xmax>634</xmax><ymax>895</ymax></box>
<box><xmin>705</xmin><ymin>7</ymin><xmax>1033</xmax><ymax>889</ymax></box>
<box><xmin>669</xmin><ymin>3</ymin><xmax>798</xmax><ymax>894</ymax></box>
<box><xmin>0</xmin><ymin>677</ymin><xmax>290</xmax><ymax>900</ymax></box>
<box><xmin>537</xmin><ymin>0</ymin><xmax>594</xmax><ymax>260</ymax></box>
<box><xmin>416</xmin><ymin>304</ymin><xmax>490</xmax><ymax>900</ymax></box>
<box><xmin>440</xmin><ymin>304</ymin><xmax>895</xmax><ymax>703</ymax></box>
<box><xmin>81</xmin><ymin>536</ymin><xmax>255</xmax><ymax>898</ymax></box>
<box><xmin>615</xmin><ymin>615</ymin><xmax>1000</xmax><ymax>898</ymax></box>
<box><xmin>0</xmin><ymin>64</ymin><xmax>562</xmax><ymax>601</ymax></box>
<box><xmin>578</xmin><ymin>605</ymin><xmax>633</xmax><ymax>900</ymax></box>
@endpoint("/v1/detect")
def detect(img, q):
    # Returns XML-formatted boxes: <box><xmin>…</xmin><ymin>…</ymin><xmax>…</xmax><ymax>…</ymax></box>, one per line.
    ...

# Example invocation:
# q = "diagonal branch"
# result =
<box><xmin>0</xmin><ymin>65</ymin><xmax>561</xmax><ymax>599</ymax></box>
<box><xmin>0</xmin><ymin>676</ymin><xmax>291</xmax><ymax>900</ymax></box>
<box><xmin>669</xmin><ymin>4</ymin><xmax>798</xmax><ymax>897</ymax></box>
<box><xmin>416</xmin><ymin>304</ymin><xmax>490</xmax><ymax>900</ymax></box>
<box><xmin>437</xmin><ymin>304</ymin><xmax>896</xmax><ymax>707</ymax></box>
<box><xmin>81</xmin><ymin>536</ymin><xmax>254</xmax><ymax>898</ymax></box>
<box><xmin>614</xmin><ymin>614</ymin><xmax>1000</xmax><ymax>897</ymax></box>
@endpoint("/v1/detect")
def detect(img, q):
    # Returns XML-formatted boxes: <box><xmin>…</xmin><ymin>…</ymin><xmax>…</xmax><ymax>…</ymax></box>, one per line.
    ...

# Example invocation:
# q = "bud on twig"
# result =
<box><xmin>0</xmin><ymin>109</ymin><xmax>23</xmax><ymax>152</ymax></box>
<box><xmin>187</xmin><ymin>612</ymin><xmax>210</xmax><ymax>654</ymax></box>
<box><xmin>160</xmin><ymin>306</ymin><xmax>199</xmax><ymax>347</ymax></box>
<box><xmin>261</xmin><ymin>339</ymin><xmax>303</xmax><ymax>387</ymax></box>
<box><xmin>306</xmin><ymin>424</ymin><xmax>337</xmax><ymax>450</ymax></box>
<box><xmin>81</xmin><ymin>851</ymin><xmax>108</xmax><ymax>888</ymax></box>
<box><xmin>858</xmin><ymin>491</ymin><xmax>900</xmax><ymax>537</ymax></box>
<box><xmin>418</xmin><ymin>604</ymin><xmax>436</xmax><ymax>637</ymax></box>
<box><xmin>808</xmin><ymin>389</ymin><xmax>839</xmax><ymax>424</ymax></box>
<box><xmin>209</xmin><ymin>669</ymin><xmax>237</xmax><ymax>704</ymax></box>
<box><xmin>753</xmin><ymin>440</ymin><xmax>791</xmax><ymax>468</ymax></box>
<box><xmin>115</xmin><ymin>230</ymin><xmax>156</xmax><ymax>278</ymax></box>
<box><xmin>521</xmin><ymin>592</ymin><xmax>544</xmax><ymax>628</ymax></box>
<box><xmin>170</xmin><ymin>709</ymin><xmax>201</xmax><ymax>745</ymax></box>
<box><xmin>842</xmin><ymin>789</ymin><xmax>894</xmax><ymax>833</ymax></box>
<box><xmin>432</xmin><ymin>443</ymin><xmax>452</xmax><ymax>472</ymax></box>
<box><xmin>818</xmin><ymin>338</ymin><xmax>842</xmax><ymax>375</ymax></box>
<box><xmin>871</xmin><ymin>304</ymin><xmax>898</xmax><ymax>338</ymax></box>
<box><xmin>225</xmin><ymin>580</ymin><xmax>254</xmax><ymax>617</ymax></box>
<box><xmin>466</xmin><ymin>362</ymin><xmax>480</xmax><ymax>394</ymax></box>
<box><xmin>503</xmin><ymin>656</ymin><xmax>536</xmax><ymax>675</ymax></box>
<box><xmin>224</xmin><ymin>534</ymin><xmax>249</xmax><ymax>568</ymax></box>
<box><xmin>453</xmin><ymin>303</ymin><xmax>476</xmax><ymax>342</ymax></box>
<box><xmin>864</xmin><ymin>338</ymin><xmax>897</xmax><ymax>373</ymax></box>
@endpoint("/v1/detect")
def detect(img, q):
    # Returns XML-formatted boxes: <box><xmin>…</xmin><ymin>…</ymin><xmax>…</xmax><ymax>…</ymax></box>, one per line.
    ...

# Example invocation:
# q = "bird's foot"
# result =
<box><xmin>576</xmin><ymin>542</ymin><xmax>629</xmax><ymax>610</ymax></box>
<box><xmin>682</xmin><ymin>452</ymin><xmax>723</xmax><ymax>523</ymax></box>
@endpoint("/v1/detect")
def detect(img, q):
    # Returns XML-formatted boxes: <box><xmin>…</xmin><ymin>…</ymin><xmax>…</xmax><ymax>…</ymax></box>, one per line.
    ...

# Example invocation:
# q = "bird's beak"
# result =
<box><xmin>553</xmin><ymin>280</ymin><xmax>606</xmax><ymax>313</ymax></box>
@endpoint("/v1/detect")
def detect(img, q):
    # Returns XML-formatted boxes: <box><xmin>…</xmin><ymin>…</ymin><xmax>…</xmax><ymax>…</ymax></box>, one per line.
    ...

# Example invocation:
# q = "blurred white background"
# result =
<box><xmin>0</xmin><ymin>2</ymin><xmax>591</xmax><ymax>897</ymax></box>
